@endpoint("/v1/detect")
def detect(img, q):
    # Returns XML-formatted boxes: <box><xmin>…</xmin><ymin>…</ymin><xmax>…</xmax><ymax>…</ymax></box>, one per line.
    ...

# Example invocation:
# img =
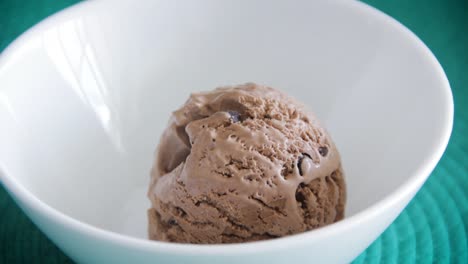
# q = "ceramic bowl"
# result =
<box><xmin>0</xmin><ymin>0</ymin><xmax>453</xmax><ymax>263</ymax></box>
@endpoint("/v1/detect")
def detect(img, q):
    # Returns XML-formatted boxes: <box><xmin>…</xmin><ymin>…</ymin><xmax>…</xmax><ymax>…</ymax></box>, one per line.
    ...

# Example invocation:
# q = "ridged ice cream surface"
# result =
<box><xmin>148</xmin><ymin>83</ymin><xmax>346</xmax><ymax>244</ymax></box>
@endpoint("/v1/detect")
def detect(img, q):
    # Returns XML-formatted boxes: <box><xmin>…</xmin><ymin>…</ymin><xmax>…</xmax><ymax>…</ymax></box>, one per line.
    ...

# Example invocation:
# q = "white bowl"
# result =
<box><xmin>0</xmin><ymin>0</ymin><xmax>453</xmax><ymax>263</ymax></box>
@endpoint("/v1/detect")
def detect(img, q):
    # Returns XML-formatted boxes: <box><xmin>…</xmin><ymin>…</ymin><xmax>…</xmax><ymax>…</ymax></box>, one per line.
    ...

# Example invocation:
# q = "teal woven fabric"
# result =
<box><xmin>0</xmin><ymin>1</ymin><xmax>467</xmax><ymax>263</ymax></box>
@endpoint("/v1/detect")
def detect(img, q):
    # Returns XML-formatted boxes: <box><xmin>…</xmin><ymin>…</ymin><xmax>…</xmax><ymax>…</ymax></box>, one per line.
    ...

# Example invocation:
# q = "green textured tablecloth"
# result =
<box><xmin>0</xmin><ymin>1</ymin><xmax>467</xmax><ymax>263</ymax></box>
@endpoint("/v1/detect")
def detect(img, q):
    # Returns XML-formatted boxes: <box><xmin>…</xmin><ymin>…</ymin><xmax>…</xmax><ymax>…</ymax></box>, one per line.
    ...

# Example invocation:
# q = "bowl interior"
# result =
<box><xmin>0</xmin><ymin>0</ymin><xmax>451</xmax><ymax>240</ymax></box>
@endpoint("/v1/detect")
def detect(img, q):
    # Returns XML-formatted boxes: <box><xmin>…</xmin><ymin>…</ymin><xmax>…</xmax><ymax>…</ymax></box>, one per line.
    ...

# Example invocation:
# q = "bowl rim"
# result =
<box><xmin>0</xmin><ymin>0</ymin><xmax>454</xmax><ymax>255</ymax></box>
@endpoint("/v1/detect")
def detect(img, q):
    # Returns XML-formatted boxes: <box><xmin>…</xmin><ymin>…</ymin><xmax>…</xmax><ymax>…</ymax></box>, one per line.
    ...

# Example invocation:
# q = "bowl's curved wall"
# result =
<box><xmin>0</xmin><ymin>0</ymin><xmax>452</xmax><ymax>263</ymax></box>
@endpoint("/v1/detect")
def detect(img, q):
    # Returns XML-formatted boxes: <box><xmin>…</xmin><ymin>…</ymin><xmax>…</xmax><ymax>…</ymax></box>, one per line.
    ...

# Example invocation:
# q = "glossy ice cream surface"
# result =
<box><xmin>148</xmin><ymin>83</ymin><xmax>346</xmax><ymax>244</ymax></box>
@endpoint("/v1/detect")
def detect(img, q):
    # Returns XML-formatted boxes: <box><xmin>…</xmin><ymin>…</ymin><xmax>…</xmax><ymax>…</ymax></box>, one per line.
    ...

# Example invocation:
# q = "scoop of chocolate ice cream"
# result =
<box><xmin>148</xmin><ymin>83</ymin><xmax>346</xmax><ymax>244</ymax></box>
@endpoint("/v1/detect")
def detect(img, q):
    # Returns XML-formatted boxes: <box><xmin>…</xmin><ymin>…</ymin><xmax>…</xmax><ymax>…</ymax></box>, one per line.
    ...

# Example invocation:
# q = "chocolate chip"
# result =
<box><xmin>168</xmin><ymin>219</ymin><xmax>177</xmax><ymax>225</ymax></box>
<box><xmin>228</xmin><ymin>110</ymin><xmax>241</xmax><ymax>123</ymax></box>
<box><xmin>297</xmin><ymin>153</ymin><xmax>312</xmax><ymax>176</ymax></box>
<box><xmin>295</xmin><ymin>183</ymin><xmax>307</xmax><ymax>209</ymax></box>
<box><xmin>318</xmin><ymin>146</ymin><xmax>328</xmax><ymax>157</ymax></box>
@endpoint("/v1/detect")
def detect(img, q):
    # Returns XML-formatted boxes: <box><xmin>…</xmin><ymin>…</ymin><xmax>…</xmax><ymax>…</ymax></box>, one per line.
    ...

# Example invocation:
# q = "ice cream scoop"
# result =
<box><xmin>148</xmin><ymin>83</ymin><xmax>346</xmax><ymax>244</ymax></box>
